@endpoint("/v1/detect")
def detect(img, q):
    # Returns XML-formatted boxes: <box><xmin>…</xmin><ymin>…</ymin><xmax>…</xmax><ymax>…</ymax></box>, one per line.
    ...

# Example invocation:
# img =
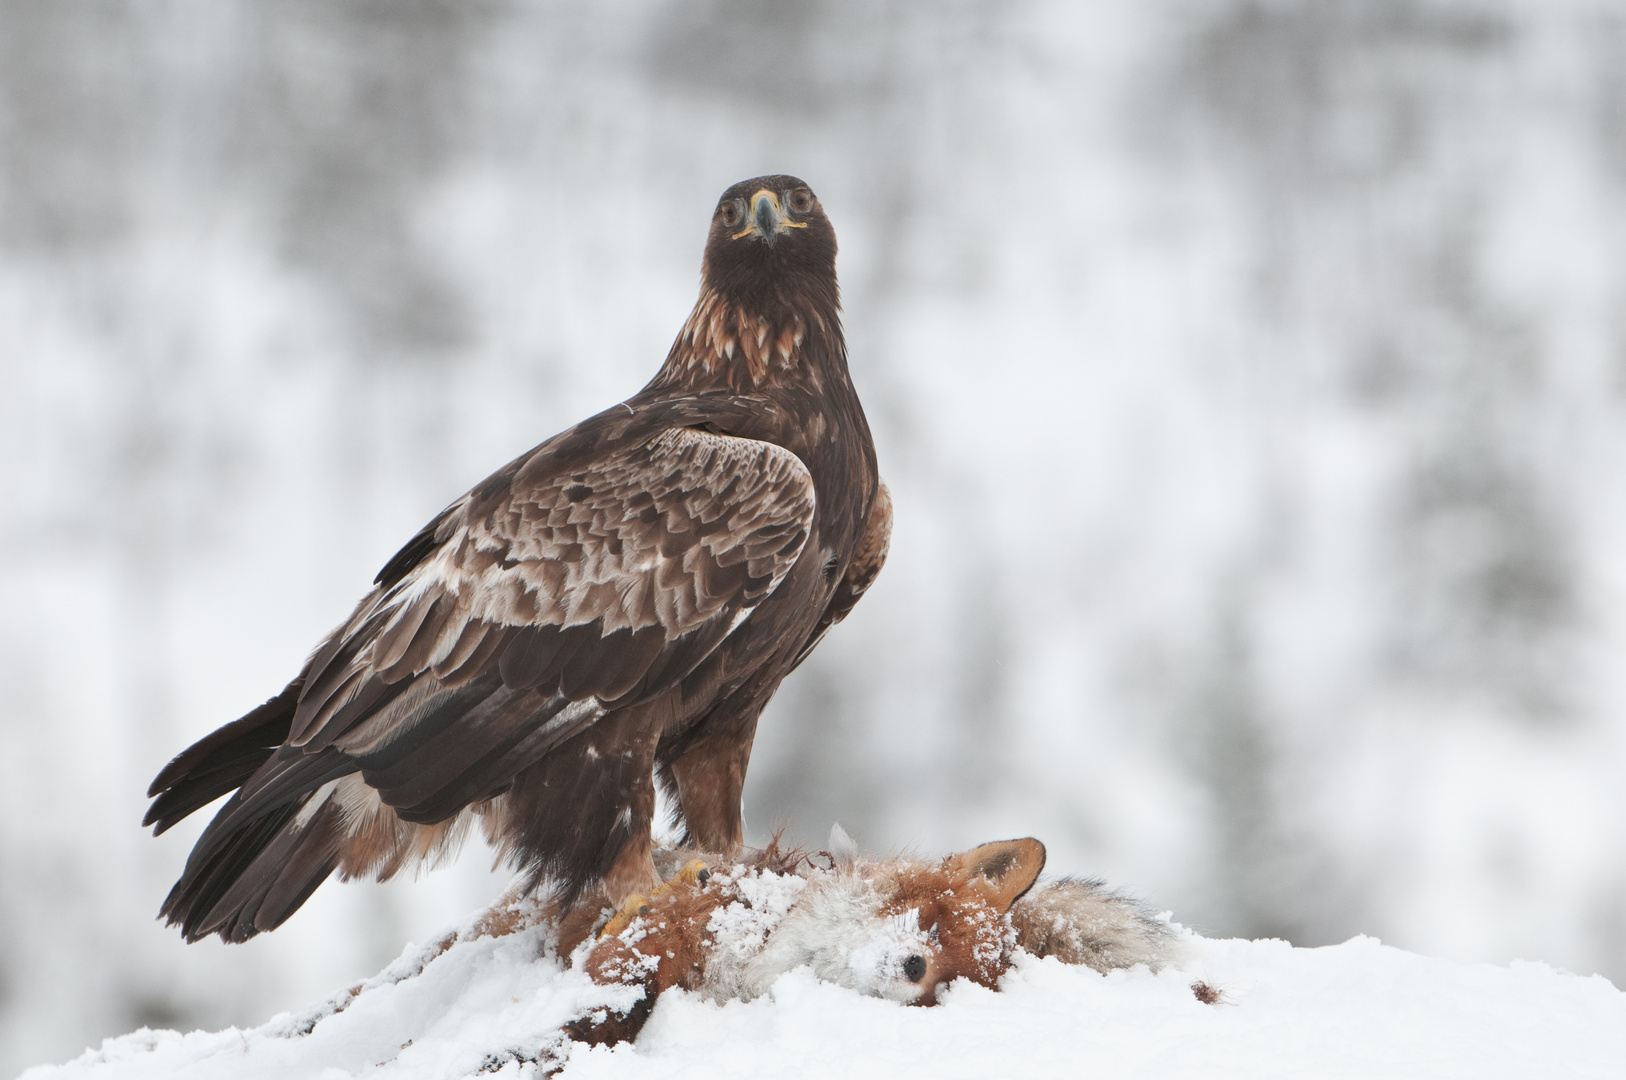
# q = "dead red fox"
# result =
<box><xmin>562</xmin><ymin>830</ymin><xmax>1198</xmax><ymax>1046</ymax></box>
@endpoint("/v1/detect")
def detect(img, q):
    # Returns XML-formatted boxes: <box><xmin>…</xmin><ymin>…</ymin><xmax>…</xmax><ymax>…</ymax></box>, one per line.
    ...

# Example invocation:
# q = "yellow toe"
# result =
<box><xmin>600</xmin><ymin>893</ymin><xmax>651</xmax><ymax>939</ymax></box>
<box><xmin>596</xmin><ymin>860</ymin><xmax>713</xmax><ymax>938</ymax></box>
<box><xmin>671</xmin><ymin>858</ymin><xmax>711</xmax><ymax>887</ymax></box>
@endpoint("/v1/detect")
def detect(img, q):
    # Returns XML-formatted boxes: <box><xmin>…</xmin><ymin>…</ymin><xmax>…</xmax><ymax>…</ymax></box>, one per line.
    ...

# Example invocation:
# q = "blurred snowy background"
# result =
<box><xmin>6</xmin><ymin>0</ymin><xmax>1626</xmax><ymax>1071</ymax></box>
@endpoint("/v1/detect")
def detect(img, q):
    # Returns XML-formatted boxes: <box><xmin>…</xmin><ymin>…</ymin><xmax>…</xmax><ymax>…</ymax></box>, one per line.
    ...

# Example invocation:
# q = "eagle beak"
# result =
<box><xmin>732</xmin><ymin>189</ymin><xmax>807</xmax><ymax>244</ymax></box>
<box><xmin>752</xmin><ymin>190</ymin><xmax>781</xmax><ymax>243</ymax></box>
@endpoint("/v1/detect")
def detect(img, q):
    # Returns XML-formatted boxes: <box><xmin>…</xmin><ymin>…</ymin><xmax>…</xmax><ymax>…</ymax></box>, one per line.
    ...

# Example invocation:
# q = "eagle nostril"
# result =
<box><xmin>903</xmin><ymin>954</ymin><xmax>927</xmax><ymax>983</ymax></box>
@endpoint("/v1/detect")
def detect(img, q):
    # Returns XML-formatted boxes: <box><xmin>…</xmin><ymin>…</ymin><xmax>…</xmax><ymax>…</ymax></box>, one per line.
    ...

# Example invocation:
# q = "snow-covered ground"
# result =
<box><xmin>24</xmin><ymin>915</ymin><xmax>1624</xmax><ymax>1080</ymax></box>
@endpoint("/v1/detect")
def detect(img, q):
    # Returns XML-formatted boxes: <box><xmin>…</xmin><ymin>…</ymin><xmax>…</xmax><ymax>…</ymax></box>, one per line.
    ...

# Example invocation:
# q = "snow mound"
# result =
<box><xmin>24</xmin><ymin>924</ymin><xmax>1624</xmax><ymax>1079</ymax></box>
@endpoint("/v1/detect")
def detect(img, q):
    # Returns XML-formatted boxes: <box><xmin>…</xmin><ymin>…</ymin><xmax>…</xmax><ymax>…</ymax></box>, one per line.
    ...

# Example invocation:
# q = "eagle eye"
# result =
<box><xmin>719</xmin><ymin>201</ymin><xmax>744</xmax><ymax>227</ymax></box>
<box><xmin>788</xmin><ymin>189</ymin><xmax>814</xmax><ymax>214</ymax></box>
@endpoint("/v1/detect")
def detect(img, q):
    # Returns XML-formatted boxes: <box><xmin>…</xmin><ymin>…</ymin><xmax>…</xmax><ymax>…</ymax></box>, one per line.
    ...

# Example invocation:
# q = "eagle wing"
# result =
<box><xmin>149</xmin><ymin>426</ymin><xmax>815</xmax><ymax>835</ymax></box>
<box><xmin>789</xmin><ymin>478</ymin><xmax>891</xmax><ymax>671</ymax></box>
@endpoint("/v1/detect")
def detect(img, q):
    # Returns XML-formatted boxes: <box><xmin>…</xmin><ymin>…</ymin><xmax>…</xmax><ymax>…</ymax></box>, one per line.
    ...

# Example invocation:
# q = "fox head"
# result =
<box><xmin>741</xmin><ymin>837</ymin><xmax>1047</xmax><ymax>1004</ymax></box>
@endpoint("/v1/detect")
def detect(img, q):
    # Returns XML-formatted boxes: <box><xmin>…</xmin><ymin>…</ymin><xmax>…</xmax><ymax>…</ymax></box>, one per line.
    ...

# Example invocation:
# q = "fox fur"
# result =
<box><xmin>561</xmin><ymin>830</ymin><xmax>1189</xmax><ymax>1046</ymax></box>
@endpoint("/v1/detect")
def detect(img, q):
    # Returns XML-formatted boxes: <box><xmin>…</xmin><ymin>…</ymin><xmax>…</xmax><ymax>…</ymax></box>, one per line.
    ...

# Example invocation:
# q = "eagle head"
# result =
<box><xmin>701</xmin><ymin>175</ymin><xmax>838</xmax><ymax>319</ymax></box>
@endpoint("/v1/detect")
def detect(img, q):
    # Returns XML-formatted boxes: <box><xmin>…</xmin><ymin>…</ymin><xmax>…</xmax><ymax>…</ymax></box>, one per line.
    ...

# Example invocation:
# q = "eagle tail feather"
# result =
<box><xmin>212</xmin><ymin>797</ymin><xmax>345</xmax><ymax>943</ymax></box>
<box><xmin>161</xmin><ymin>788</ymin><xmax>346</xmax><ymax>943</ymax></box>
<box><xmin>158</xmin><ymin>738</ymin><xmax>359</xmax><ymax>942</ymax></box>
<box><xmin>161</xmin><ymin>802</ymin><xmax>301</xmax><ymax>941</ymax></box>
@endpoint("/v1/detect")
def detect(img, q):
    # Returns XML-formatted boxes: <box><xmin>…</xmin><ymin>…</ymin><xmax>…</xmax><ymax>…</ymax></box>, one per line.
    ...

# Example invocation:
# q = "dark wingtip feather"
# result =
<box><xmin>147</xmin><ymin>679</ymin><xmax>301</xmax><ymax>802</ymax></box>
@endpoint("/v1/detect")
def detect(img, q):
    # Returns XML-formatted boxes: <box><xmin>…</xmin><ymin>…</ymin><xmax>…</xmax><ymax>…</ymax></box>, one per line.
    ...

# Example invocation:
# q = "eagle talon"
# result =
<box><xmin>600</xmin><ymin>894</ymin><xmax>652</xmax><ymax>939</ymax></box>
<box><xmin>672</xmin><ymin>858</ymin><xmax>711</xmax><ymax>888</ymax></box>
<box><xmin>598</xmin><ymin>859</ymin><xmax>712</xmax><ymax>938</ymax></box>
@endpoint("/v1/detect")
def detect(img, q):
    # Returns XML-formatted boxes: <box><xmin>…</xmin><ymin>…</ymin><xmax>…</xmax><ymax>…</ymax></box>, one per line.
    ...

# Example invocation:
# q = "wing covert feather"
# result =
<box><xmin>287</xmin><ymin>428</ymin><xmax>816</xmax><ymax>765</ymax></box>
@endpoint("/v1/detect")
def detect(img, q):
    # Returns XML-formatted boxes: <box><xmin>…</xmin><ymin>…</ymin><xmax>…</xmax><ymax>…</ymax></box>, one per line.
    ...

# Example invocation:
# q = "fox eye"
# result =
<box><xmin>903</xmin><ymin>954</ymin><xmax>927</xmax><ymax>983</ymax></box>
<box><xmin>928</xmin><ymin>924</ymin><xmax>940</xmax><ymax>945</ymax></box>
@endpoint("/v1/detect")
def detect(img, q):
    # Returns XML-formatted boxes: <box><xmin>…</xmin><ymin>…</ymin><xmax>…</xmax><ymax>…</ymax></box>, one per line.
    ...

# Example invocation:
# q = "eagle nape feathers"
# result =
<box><xmin>145</xmin><ymin>175</ymin><xmax>891</xmax><ymax>943</ymax></box>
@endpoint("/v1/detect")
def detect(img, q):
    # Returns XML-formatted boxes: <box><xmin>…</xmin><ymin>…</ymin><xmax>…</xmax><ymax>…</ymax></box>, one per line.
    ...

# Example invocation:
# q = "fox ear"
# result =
<box><xmin>942</xmin><ymin>838</ymin><xmax>1046</xmax><ymax>912</ymax></box>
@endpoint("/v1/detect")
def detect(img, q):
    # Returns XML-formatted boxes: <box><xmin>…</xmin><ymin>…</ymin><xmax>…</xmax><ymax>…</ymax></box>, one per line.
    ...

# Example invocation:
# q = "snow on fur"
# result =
<box><xmin>564</xmin><ymin>831</ymin><xmax>1187</xmax><ymax>1049</ymax></box>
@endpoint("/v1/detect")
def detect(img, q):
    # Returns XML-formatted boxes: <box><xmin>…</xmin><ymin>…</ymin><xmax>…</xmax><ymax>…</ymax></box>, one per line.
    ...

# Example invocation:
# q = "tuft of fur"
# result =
<box><xmin>1008</xmin><ymin>876</ymin><xmax>1181</xmax><ymax>974</ymax></box>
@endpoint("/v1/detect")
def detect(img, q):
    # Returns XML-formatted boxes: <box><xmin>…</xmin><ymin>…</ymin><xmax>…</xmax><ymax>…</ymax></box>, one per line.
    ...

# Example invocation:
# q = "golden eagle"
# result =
<box><xmin>145</xmin><ymin>176</ymin><xmax>891</xmax><ymax>942</ymax></box>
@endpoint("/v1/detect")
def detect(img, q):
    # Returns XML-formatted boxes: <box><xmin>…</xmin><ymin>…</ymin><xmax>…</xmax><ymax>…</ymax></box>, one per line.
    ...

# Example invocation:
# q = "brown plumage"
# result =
<box><xmin>145</xmin><ymin>175</ymin><xmax>891</xmax><ymax>943</ymax></box>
